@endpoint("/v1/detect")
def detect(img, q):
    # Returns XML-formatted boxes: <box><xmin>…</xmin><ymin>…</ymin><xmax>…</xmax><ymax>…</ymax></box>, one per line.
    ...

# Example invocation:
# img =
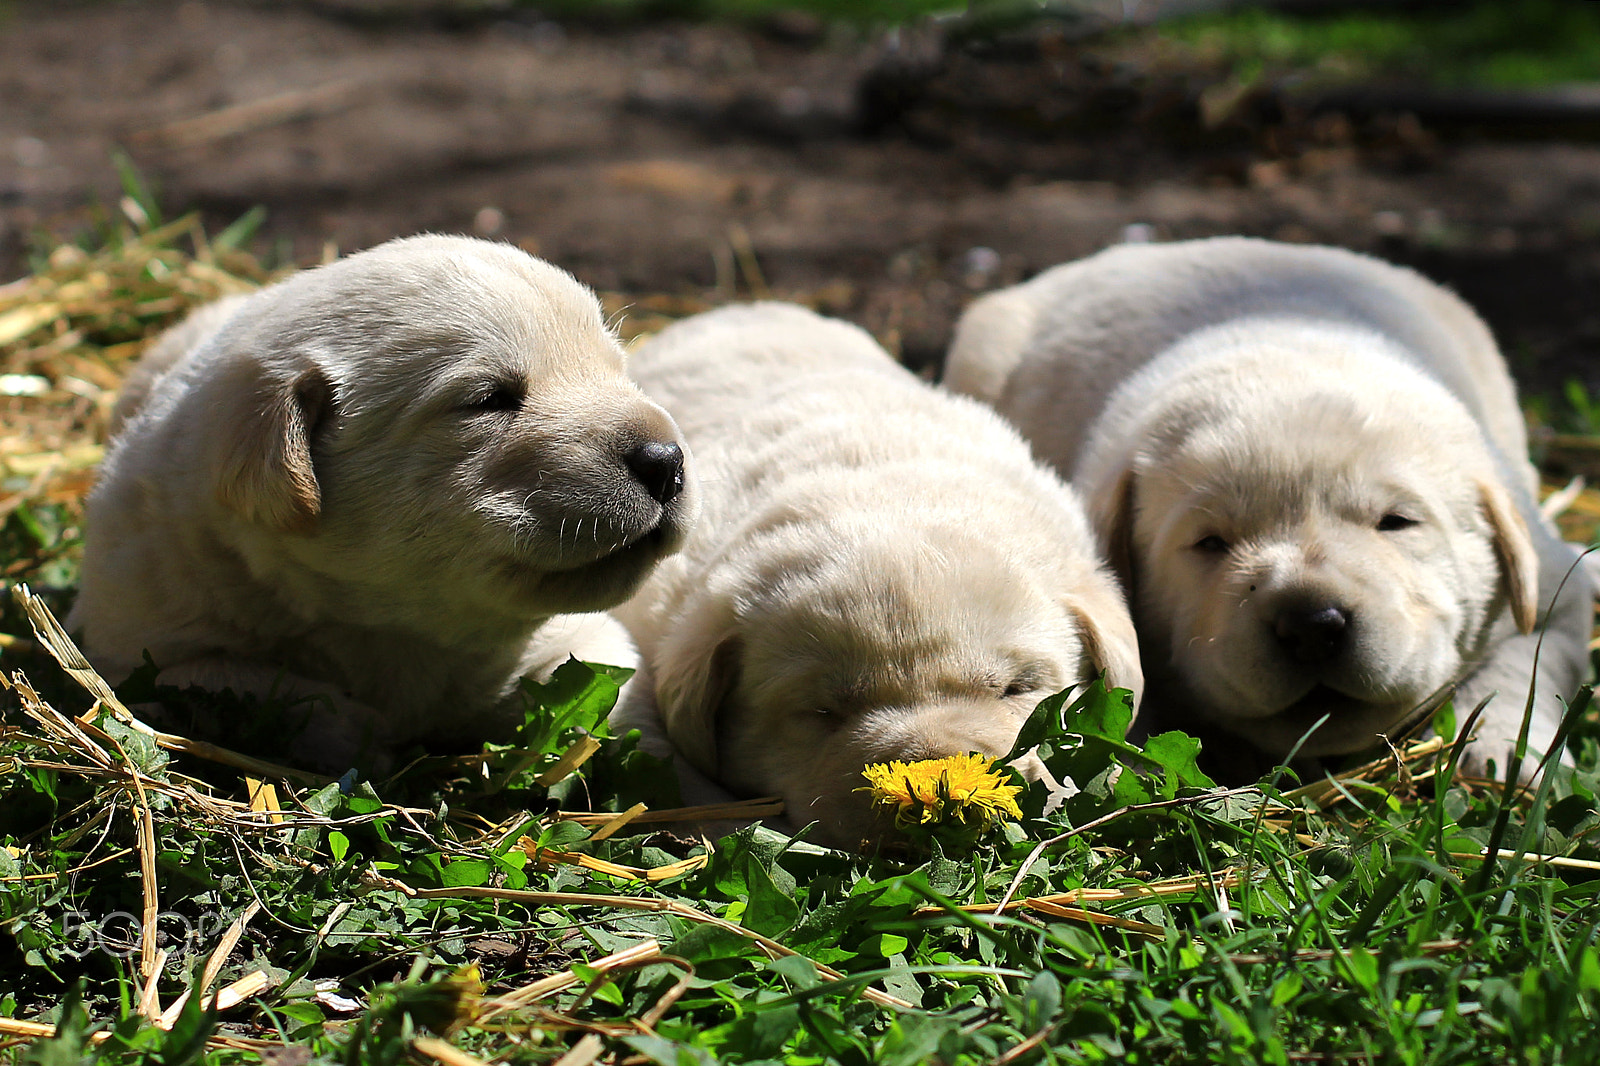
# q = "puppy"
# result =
<box><xmin>946</xmin><ymin>236</ymin><xmax>1593</xmax><ymax>780</ymax></box>
<box><xmin>69</xmin><ymin>235</ymin><xmax>697</xmax><ymax>766</ymax></box>
<box><xmin>611</xmin><ymin>303</ymin><xmax>1140</xmax><ymax>847</ymax></box>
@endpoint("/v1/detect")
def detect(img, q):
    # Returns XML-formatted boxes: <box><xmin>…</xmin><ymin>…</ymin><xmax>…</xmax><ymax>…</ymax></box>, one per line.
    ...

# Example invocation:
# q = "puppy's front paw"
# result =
<box><xmin>1454</xmin><ymin>728</ymin><xmax>1568</xmax><ymax>786</ymax></box>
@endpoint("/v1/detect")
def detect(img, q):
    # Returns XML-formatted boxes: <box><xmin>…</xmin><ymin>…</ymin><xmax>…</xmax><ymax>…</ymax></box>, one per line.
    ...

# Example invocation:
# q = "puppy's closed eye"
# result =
<box><xmin>461</xmin><ymin>382</ymin><xmax>524</xmax><ymax>415</ymax></box>
<box><xmin>1193</xmin><ymin>534</ymin><xmax>1230</xmax><ymax>554</ymax></box>
<box><xmin>1377</xmin><ymin>513</ymin><xmax>1419</xmax><ymax>532</ymax></box>
<box><xmin>986</xmin><ymin>662</ymin><xmax>1047</xmax><ymax>698</ymax></box>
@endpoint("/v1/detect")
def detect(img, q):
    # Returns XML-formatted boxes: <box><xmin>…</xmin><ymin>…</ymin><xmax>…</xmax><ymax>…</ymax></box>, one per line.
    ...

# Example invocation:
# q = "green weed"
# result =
<box><xmin>1160</xmin><ymin>0</ymin><xmax>1600</xmax><ymax>90</ymax></box>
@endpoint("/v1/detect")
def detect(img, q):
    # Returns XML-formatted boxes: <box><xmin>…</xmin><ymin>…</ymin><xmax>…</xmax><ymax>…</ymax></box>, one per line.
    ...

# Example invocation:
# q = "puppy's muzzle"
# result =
<box><xmin>626</xmin><ymin>440</ymin><xmax>686</xmax><ymax>505</ymax></box>
<box><xmin>1273</xmin><ymin>602</ymin><xmax>1351</xmax><ymax>665</ymax></box>
<box><xmin>848</xmin><ymin>700</ymin><xmax>1028</xmax><ymax>767</ymax></box>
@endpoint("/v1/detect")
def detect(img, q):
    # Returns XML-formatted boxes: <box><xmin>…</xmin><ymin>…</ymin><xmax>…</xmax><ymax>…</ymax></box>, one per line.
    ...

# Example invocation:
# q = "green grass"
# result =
<box><xmin>5</xmin><ymin>609</ymin><xmax>1600</xmax><ymax>1064</ymax></box>
<box><xmin>1159</xmin><ymin>0</ymin><xmax>1600</xmax><ymax>90</ymax></box>
<box><xmin>558</xmin><ymin>0</ymin><xmax>1600</xmax><ymax>84</ymax></box>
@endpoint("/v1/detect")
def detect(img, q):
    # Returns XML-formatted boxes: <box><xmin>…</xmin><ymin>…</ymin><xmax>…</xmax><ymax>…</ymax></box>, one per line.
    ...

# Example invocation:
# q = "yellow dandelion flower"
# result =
<box><xmin>859</xmin><ymin>752</ymin><xmax>1024</xmax><ymax>831</ymax></box>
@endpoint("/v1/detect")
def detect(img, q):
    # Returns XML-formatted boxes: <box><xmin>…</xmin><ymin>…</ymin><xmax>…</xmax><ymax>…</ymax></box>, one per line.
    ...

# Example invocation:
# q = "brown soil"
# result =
<box><xmin>4</xmin><ymin>0</ymin><xmax>1600</xmax><ymax>391</ymax></box>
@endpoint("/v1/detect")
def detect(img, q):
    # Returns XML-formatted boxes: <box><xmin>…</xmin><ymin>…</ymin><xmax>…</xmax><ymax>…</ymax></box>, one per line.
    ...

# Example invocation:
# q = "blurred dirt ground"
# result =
<box><xmin>2</xmin><ymin>0</ymin><xmax>1599</xmax><ymax>390</ymax></box>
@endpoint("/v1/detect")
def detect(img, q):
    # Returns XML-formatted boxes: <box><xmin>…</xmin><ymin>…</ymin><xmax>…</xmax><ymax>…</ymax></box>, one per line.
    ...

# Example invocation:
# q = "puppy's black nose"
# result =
<box><xmin>1274</xmin><ymin>604</ymin><xmax>1350</xmax><ymax>664</ymax></box>
<box><xmin>626</xmin><ymin>440</ymin><xmax>685</xmax><ymax>504</ymax></box>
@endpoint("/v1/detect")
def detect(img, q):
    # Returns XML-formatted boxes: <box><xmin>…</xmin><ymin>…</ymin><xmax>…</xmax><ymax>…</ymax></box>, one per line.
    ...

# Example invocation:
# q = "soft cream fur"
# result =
<box><xmin>70</xmin><ymin>235</ymin><xmax>698</xmax><ymax>767</ymax></box>
<box><xmin>612</xmin><ymin>303</ymin><xmax>1140</xmax><ymax>847</ymax></box>
<box><xmin>946</xmin><ymin>236</ymin><xmax>1592</xmax><ymax>780</ymax></box>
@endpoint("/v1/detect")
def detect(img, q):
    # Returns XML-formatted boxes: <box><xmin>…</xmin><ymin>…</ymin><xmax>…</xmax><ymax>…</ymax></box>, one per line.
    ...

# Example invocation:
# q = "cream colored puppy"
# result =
<box><xmin>612</xmin><ymin>303</ymin><xmax>1140</xmax><ymax>847</ymax></box>
<box><xmin>70</xmin><ymin>234</ymin><xmax>697</xmax><ymax>767</ymax></box>
<box><xmin>946</xmin><ymin>236</ymin><xmax>1592</xmax><ymax>780</ymax></box>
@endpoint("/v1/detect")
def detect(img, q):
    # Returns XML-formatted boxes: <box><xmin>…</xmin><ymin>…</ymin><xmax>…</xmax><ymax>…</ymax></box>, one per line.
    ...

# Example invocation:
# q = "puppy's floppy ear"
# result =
<box><xmin>1087</xmin><ymin>464</ymin><xmax>1138</xmax><ymax>591</ymax></box>
<box><xmin>210</xmin><ymin>358</ymin><xmax>332</xmax><ymax>535</ymax></box>
<box><xmin>653</xmin><ymin>594</ymin><xmax>742</xmax><ymax>779</ymax></box>
<box><xmin>1477</xmin><ymin>477</ymin><xmax>1539</xmax><ymax>635</ymax></box>
<box><xmin>1066</xmin><ymin>575</ymin><xmax>1144</xmax><ymax>710</ymax></box>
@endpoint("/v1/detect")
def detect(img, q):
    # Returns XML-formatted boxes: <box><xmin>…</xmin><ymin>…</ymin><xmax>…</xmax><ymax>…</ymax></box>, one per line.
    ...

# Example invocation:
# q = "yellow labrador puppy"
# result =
<box><xmin>946</xmin><ymin>236</ymin><xmax>1592</xmax><ymax>780</ymax></box>
<box><xmin>612</xmin><ymin>303</ymin><xmax>1140</xmax><ymax>847</ymax></box>
<box><xmin>70</xmin><ymin>235</ymin><xmax>698</xmax><ymax>767</ymax></box>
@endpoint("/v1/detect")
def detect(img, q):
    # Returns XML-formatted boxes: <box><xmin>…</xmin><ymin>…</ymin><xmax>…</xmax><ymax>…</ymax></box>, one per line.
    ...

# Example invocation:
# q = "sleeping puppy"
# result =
<box><xmin>945</xmin><ymin>236</ymin><xmax>1593</xmax><ymax>781</ymax></box>
<box><xmin>612</xmin><ymin>303</ymin><xmax>1140</xmax><ymax>847</ymax></box>
<box><xmin>69</xmin><ymin>234</ymin><xmax>697</xmax><ymax>768</ymax></box>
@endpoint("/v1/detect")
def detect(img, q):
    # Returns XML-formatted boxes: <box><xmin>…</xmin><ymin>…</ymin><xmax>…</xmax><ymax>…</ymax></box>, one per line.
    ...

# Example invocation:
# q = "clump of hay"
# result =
<box><xmin>1</xmin><ymin>213</ymin><xmax>271</xmax><ymax>529</ymax></box>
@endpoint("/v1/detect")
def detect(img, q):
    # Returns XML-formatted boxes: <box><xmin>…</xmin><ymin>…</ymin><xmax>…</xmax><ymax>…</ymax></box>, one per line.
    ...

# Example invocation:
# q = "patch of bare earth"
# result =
<box><xmin>2</xmin><ymin>1</ymin><xmax>1598</xmax><ymax>385</ymax></box>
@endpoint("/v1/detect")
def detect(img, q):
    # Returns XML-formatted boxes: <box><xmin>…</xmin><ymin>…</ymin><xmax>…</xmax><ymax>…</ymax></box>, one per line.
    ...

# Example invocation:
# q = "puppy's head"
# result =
<box><xmin>1092</xmin><ymin>326</ymin><xmax>1537</xmax><ymax>760</ymax></box>
<box><xmin>199</xmin><ymin>235</ymin><xmax>697</xmax><ymax>629</ymax></box>
<box><xmin>654</xmin><ymin>523</ymin><xmax>1139</xmax><ymax>849</ymax></box>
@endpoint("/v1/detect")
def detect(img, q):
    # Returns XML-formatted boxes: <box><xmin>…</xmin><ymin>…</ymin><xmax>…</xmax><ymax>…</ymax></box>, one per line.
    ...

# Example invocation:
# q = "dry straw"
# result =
<box><xmin>1</xmin><ymin>212</ymin><xmax>269</xmax><ymax>532</ymax></box>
